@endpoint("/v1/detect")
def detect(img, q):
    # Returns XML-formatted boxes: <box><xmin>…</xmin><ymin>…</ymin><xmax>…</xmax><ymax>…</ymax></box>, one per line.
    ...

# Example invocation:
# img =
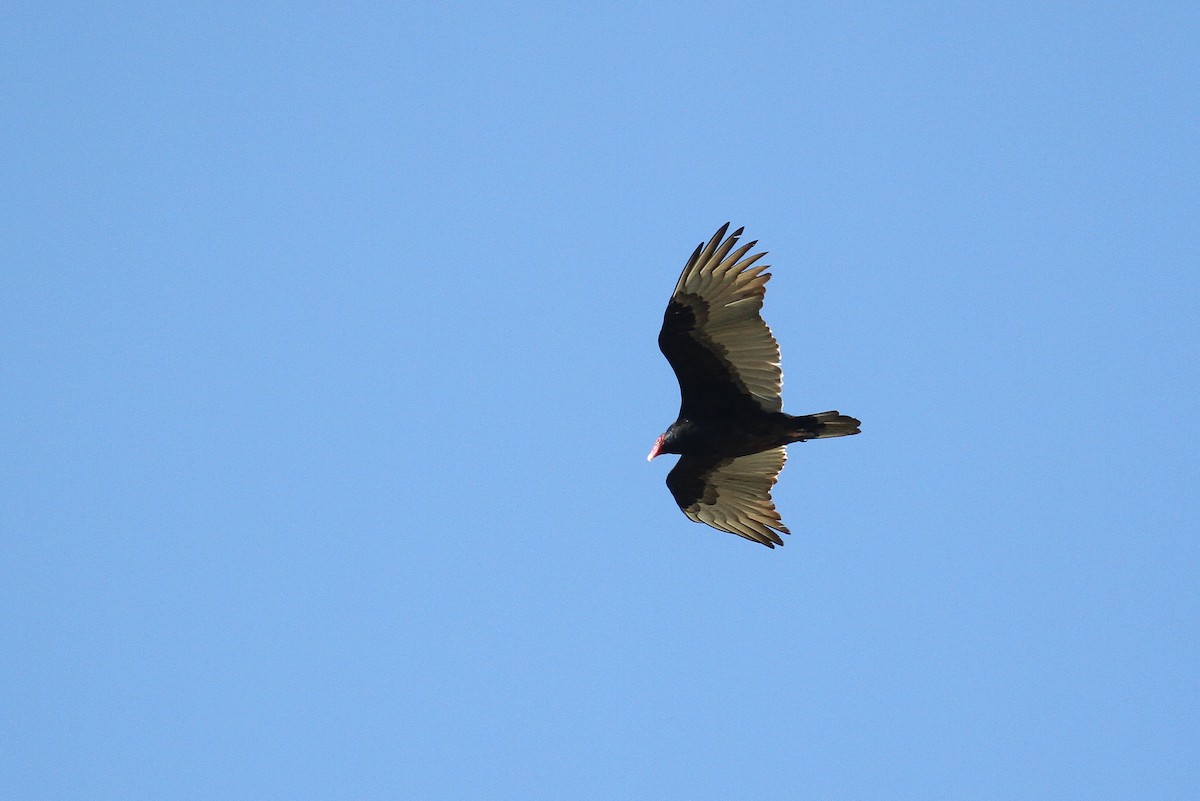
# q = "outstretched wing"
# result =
<box><xmin>658</xmin><ymin>223</ymin><xmax>783</xmax><ymax>419</ymax></box>
<box><xmin>665</xmin><ymin>447</ymin><xmax>791</xmax><ymax>548</ymax></box>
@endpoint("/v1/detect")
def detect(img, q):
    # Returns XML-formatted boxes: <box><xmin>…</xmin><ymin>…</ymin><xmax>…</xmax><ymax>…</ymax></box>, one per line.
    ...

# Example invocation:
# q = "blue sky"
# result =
<box><xmin>4</xmin><ymin>3</ymin><xmax>1197</xmax><ymax>799</ymax></box>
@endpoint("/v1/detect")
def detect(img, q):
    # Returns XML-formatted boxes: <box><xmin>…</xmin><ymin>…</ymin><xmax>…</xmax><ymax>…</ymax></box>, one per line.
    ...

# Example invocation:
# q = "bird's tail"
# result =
<box><xmin>793</xmin><ymin>411</ymin><xmax>861</xmax><ymax>440</ymax></box>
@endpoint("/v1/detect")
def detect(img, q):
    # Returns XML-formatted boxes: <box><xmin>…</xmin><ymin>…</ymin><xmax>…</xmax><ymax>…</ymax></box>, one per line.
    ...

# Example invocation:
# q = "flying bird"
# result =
<box><xmin>648</xmin><ymin>223</ymin><xmax>860</xmax><ymax>547</ymax></box>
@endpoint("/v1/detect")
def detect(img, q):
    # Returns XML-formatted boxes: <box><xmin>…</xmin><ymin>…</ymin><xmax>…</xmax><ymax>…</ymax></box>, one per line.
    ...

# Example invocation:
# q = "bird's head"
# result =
<box><xmin>647</xmin><ymin>423</ymin><xmax>687</xmax><ymax>461</ymax></box>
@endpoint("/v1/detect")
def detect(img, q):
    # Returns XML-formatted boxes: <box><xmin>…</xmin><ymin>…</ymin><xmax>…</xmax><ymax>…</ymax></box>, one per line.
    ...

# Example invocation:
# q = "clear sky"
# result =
<box><xmin>4</xmin><ymin>3</ymin><xmax>1197</xmax><ymax>799</ymax></box>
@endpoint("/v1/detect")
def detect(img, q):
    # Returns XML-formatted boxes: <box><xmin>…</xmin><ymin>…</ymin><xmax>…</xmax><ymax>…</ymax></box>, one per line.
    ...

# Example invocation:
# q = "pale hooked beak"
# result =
<box><xmin>647</xmin><ymin>435</ymin><xmax>665</xmax><ymax>461</ymax></box>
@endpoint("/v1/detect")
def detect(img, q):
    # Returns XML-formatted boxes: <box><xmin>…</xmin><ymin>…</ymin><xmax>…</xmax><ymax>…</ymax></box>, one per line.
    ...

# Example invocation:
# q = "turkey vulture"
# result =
<box><xmin>648</xmin><ymin>223</ymin><xmax>860</xmax><ymax>547</ymax></box>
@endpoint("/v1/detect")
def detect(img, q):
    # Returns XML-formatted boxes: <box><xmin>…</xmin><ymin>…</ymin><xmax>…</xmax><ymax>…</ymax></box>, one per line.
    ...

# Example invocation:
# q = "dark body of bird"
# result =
<box><xmin>648</xmin><ymin>223</ymin><xmax>860</xmax><ymax>547</ymax></box>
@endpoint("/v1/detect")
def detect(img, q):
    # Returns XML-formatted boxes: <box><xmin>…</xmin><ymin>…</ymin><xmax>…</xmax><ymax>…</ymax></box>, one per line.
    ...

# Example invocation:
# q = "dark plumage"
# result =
<box><xmin>648</xmin><ymin>223</ymin><xmax>860</xmax><ymax>547</ymax></box>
